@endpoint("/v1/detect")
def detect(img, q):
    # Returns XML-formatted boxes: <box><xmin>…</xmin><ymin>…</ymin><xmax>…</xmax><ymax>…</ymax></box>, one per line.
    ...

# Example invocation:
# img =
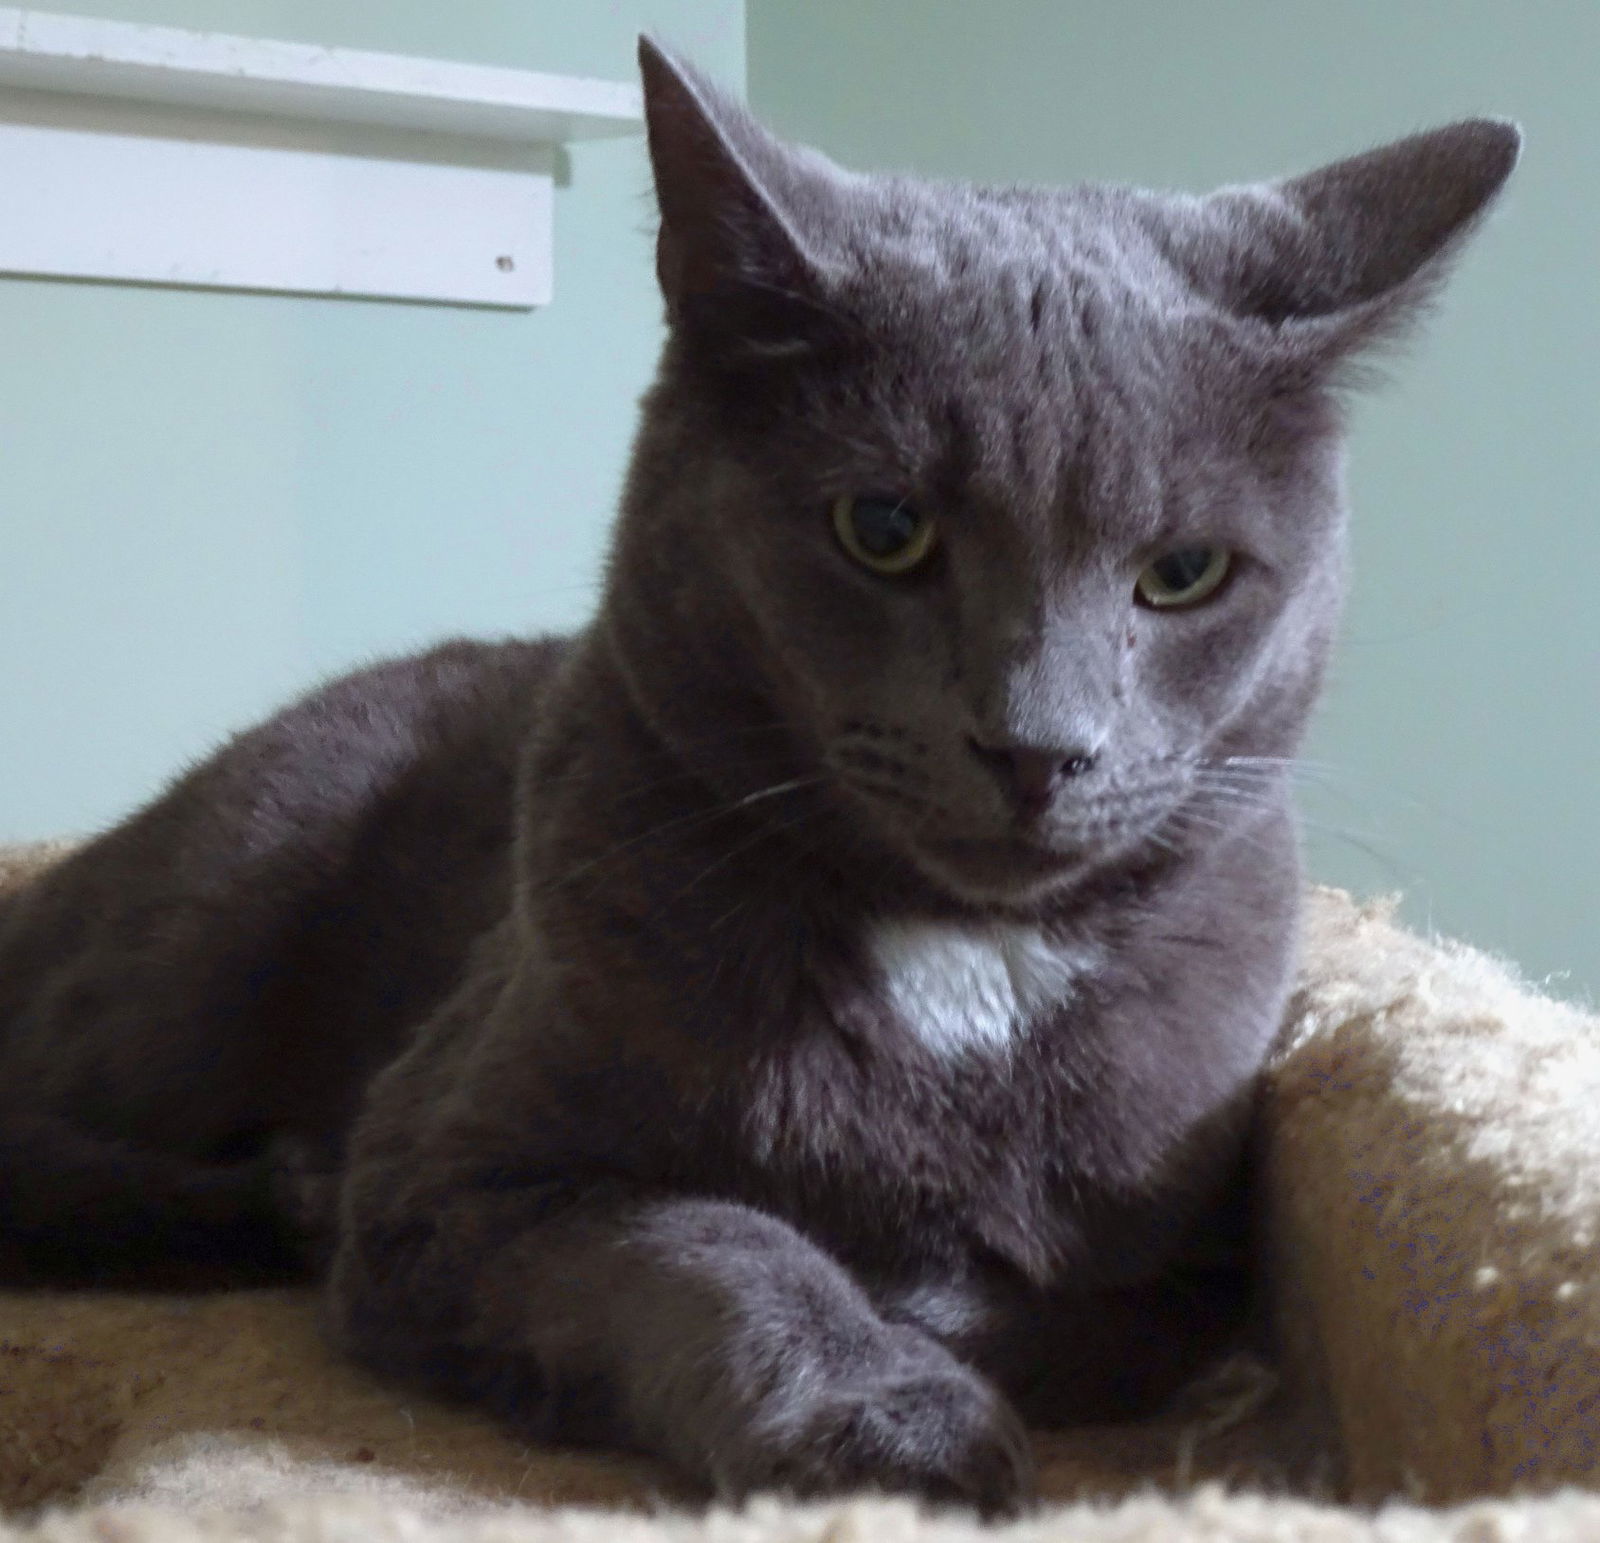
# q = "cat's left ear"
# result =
<box><xmin>1174</xmin><ymin>119</ymin><xmax>1521</xmax><ymax>362</ymax></box>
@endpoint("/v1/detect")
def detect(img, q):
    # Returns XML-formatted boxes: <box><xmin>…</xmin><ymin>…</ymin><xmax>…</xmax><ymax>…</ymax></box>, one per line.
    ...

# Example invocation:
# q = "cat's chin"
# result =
<box><xmin>908</xmin><ymin>834</ymin><xmax>1094</xmax><ymax>907</ymax></box>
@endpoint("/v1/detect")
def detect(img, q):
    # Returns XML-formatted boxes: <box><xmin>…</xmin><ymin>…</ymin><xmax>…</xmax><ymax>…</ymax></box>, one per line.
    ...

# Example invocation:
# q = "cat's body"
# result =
<box><xmin>0</xmin><ymin>42</ymin><xmax>1516</xmax><ymax>1517</ymax></box>
<box><xmin>0</xmin><ymin>639</ymin><xmax>548</xmax><ymax>1256</ymax></box>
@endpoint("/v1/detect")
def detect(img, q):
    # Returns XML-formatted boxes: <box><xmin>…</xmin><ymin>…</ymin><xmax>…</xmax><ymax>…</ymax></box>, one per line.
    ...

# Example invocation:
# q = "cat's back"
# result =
<box><xmin>0</xmin><ymin>632</ymin><xmax>573</xmax><ymax>1162</ymax></box>
<box><xmin>0</xmin><ymin>633</ymin><xmax>566</xmax><ymax>961</ymax></box>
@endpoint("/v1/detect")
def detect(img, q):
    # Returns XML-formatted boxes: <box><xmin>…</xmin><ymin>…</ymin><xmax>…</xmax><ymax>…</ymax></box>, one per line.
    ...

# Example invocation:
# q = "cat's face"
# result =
<box><xmin>614</xmin><ymin>44</ymin><xmax>1516</xmax><ymax>905</ymax></box>
<box><xmin>653</xmin><ymin>190</ymin><xmax>1348</xmax><ymax>903</ymax></box>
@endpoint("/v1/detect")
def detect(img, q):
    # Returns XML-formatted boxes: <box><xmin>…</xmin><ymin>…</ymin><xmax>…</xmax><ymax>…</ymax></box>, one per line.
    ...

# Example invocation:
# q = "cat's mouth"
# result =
<box><xmin>830</xmin><ymin>757</ymin><xmax>1189</xmax><ymax>900</ymax></box>
<box><xmin>914</xmin><ymin>820</ymin><xmax>1160</xmax><ymax>902</ymax></box>
<box><xmin>861</xmin><ymin>789</ymin><xmax>1182</xmax><ymax>902</ymax></box>
<box><xmin>922</xmin><ymin>834</ymin><xmax>1082</xmax><ymax>887</ymax></box>
<box><xmin>911</xmin><ymin>837</ymin><xmax>1095</xmax><ymax>904</ymax></box>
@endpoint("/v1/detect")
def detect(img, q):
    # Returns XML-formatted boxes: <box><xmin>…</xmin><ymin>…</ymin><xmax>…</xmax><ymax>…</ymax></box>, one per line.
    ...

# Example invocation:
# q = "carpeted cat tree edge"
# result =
<box><xmin>1</xmin><ymin>837</ymin><xmax>1596</xmax><ymax>1541</ymax></box>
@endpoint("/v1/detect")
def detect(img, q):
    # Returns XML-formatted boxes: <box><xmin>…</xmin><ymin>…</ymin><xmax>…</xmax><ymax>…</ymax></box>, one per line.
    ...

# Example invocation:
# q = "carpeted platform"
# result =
<box><xmin>1</xmin><ymin>838</ymin><xmax>1595</xmax><ymax>1540</ymax></box>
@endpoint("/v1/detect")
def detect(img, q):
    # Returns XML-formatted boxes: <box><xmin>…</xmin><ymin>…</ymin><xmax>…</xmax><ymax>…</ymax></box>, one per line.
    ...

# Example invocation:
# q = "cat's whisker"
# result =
<box><xmin>658</xmin><ymin>800</ymin><xmax>825</xmax><ymax>916</ymax></box>
<box><xmin>1179</xmin><ymin>772</ymin><xmax>1278</xmax><ymax>805</ymax></box>
<box><xmin>572</xmin><ymin>720</ymin><xmax>797</xmax><ymax>764</ymax></box>
<box><xmin>1193</xmin><ymin>764</ymin><xmax>1304</xmax><ymax>787</ymax></box>
<box><xmin>1193</xmin><ymin>763</ymin><xmax>1543</xmax><ymax>904</ymax></box>
<box><xmin>531</xmin><ymin>775</ymin><xmax>825</xmax><ymax>901</ymax></box>
<box><xmin>1202</xmin><ymin>760</ymin><xmax>1448</xmax><ymax>840</ymax></box>
<box><xmin>1140</xmin><ymin>826</ymin><xmax>1185</xmax><ymax>861</ymax></box>
<box><xmin>1289</xmin><ymin>774</ymin><xmax>1555</xmax><ymax>898</ymax></box>
<box><xmin>1154</xmin><ymin>800</ymin><xmax>1290</xmax><ymax>860</ymax></box>
<box><xmin>528</xmin><ymin>757</ymin><xmax>796</xmax><ymax>808</ymax></box>
<box><xmin>1173</xmin><ymin>792</ymin><xmax>1426</xmax><ymax>895</ymax></box>
<box><xmin>1196</xmin><ymin>758</ymin><xmax>1318</xmax><ymax>797</ymax></box>
<box><xmin>1295</xmin><ymin>820</ymin><xmax>1425</xmax><ymax>894</ymax></box>
<box><xmin>1213</xmin><ymin>755</ymin><xmax>1339</xmax><ymax>774</ymax></box>
<box><xmin>835</xmin><ymin>774</ymin><xmax>930</xmax><ymax>818</ymax></box>
<box><xmin>1189</xmin><ymin>782</ymin><xmax>1289</xmax><ymax>812</ymax></box>
<box><xmin>1198</xmin><ymin>758</ymin><xmax>1340</xmax><ymax>794</ymax></box>
<box><xmin>525</xmin><ymin>725</ymin><xmax>802</xmax><ymax>802</ymax></box>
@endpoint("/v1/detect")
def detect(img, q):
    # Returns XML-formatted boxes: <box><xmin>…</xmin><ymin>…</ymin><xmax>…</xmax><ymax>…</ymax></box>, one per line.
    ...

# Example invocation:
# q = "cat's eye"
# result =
<box><xmin>832</xmin><ymin>495</ymin><xmax>938</xmax><ymax>575</ymax></box>
<box><xmin>1135</xmin><ymin>547</ymin><xmax>1233</xmax><ymax>609</ymax></box>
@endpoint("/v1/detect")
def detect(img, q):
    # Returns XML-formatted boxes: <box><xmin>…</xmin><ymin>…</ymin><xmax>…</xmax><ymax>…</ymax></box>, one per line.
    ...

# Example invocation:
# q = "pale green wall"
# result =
<box><xmin>2</xmin><ymin>0</ymin><xmax>743</xmax><ymax>839</ymax></box>
<box><xmin>750</xmin><ymin>1</ymin><xmax>1598</xmax><ymax>1001</ymax></box>
<box><xmin>7</xmin><ymin>3</ymin><xmax>1594</xmax><ymax>1002</ymax></box>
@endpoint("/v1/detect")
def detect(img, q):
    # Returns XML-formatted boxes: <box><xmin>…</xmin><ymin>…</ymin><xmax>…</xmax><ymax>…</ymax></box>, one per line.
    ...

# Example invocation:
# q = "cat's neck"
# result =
<box><xmin>516</xmin><ymin>628</ymin><xmax>951</xmax><ymax>926</ymax></box>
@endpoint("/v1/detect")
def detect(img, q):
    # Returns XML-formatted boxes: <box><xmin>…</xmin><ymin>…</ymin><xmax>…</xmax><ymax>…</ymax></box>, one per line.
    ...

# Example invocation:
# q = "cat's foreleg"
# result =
<box><xmin>330</xmin><ymin>1191</ymin><xmax>1034</xmax><ymax>1515</ymax></box>
<box><xmin>886</xmin><ymin>1262</ymin><xmax>1255</xmax><ymax>1429</ymax></box>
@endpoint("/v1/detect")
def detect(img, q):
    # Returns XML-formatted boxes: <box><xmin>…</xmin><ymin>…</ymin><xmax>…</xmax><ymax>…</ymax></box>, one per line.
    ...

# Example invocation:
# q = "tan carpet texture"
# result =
<box><xmin>0</xmin><ymin>838</ymin><xmax>1595</xmax><ymax>1540</ymax></box>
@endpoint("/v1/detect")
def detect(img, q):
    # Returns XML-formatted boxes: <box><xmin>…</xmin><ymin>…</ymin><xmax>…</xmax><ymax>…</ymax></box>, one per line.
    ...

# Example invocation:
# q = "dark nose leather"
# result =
<box><xmin>968</xmin><ymin>736</ymin><xmax>1098</xmax><ymax>818</ymax></box>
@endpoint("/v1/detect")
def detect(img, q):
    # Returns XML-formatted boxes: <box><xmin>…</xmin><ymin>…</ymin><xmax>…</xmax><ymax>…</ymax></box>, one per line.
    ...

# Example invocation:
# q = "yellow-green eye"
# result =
<box><xmin>832</xmin><ymin>495</ymin><xmax>937</xmax><ymax>575</ymax></box>
<box><xmin>1136</xmin><ymin>547</ymin><xmax>1233</xmax><ymax>609</ymax></box>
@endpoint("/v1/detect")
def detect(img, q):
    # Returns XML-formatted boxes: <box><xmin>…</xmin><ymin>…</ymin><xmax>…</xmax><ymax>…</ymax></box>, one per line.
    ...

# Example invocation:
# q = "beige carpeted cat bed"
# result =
<box><xmin>1</xmin><ymin>838</ymin><xmax>1596</xmax><ymax>1541</ymax></box>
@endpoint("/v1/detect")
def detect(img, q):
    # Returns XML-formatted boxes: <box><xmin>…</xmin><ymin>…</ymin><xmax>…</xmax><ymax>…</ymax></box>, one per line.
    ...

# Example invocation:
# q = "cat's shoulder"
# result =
<box><xmin>337</xmin><ymin>634</ymin><xmax>571</xmax><ymax>713</ymax></box>
<box><xmin>292</xmin><ymin>634</ymin><xmax>574</xmax><ymax>759</ymax></box>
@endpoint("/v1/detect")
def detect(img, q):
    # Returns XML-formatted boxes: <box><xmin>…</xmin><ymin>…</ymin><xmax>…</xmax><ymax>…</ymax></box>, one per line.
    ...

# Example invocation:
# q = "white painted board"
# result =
<box><xmin>0</xmin><ymin>8</ymin><xmax>641</xmax><ymax>142</ymax></box>
<box><xmin>0</xmin><ymin>9</ymin><xmax>643</xmax><ymax>308</ymax></box>
<box><xmin>0</xmin><ymin>89</ymin><xmax>554</xmax><ymax>306</ymax></box>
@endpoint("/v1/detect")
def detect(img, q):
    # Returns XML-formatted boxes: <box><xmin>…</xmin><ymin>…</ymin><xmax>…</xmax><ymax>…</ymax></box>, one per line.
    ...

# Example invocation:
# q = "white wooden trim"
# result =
<box><xmin>0</xmin><ymin>9</ymin><xmax>644</xmax><ymax>308</ymax></box>
<box><xmin>0</xmin><ymin>9</ymin><xmax>641</xmax><ymax>141</ymax></box>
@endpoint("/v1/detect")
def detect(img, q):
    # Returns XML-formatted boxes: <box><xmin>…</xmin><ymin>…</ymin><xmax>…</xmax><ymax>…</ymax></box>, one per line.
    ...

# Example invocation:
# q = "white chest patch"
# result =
<box><xmin>867</xmin><ymin>919</ymin><xmax>1099</xmax><ymax>1061</ymax></box>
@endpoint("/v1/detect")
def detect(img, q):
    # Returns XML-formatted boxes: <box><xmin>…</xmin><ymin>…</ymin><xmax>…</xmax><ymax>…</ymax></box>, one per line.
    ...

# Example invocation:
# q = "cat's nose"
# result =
<box><xmin>967</xmin><ymin>735</ymin><xmax>1098</xmax><ymax>819</ymax></box>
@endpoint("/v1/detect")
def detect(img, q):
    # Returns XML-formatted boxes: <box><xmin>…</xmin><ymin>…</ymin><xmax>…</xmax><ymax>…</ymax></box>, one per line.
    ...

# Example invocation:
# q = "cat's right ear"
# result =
<box><xmin>637</xmin><ymin>38</ymin><xmax>824</xmax><ymax>325</ymax></box>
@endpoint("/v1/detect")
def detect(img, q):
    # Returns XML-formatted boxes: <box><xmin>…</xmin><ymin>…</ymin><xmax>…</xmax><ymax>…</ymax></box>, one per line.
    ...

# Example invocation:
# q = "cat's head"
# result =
<box><xmin>607</xmin><ymin>40</ymin><xmax>1517</xmax><ymax>906</ymax></box>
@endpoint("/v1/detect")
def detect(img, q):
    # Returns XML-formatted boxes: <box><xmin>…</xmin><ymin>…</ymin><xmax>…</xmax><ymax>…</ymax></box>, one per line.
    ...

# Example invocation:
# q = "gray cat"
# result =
<box><xmin>0</xmin><ymin>41</ymin><xmax>1516</xmax><ymax>1517</ymax></box>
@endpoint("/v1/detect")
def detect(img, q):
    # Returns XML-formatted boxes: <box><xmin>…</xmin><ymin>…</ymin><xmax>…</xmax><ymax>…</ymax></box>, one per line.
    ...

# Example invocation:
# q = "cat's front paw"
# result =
<box><xmin>724</xmin><ymin>1361</ymin><xmax>1035</xmax><ymax>1519</ymax></box>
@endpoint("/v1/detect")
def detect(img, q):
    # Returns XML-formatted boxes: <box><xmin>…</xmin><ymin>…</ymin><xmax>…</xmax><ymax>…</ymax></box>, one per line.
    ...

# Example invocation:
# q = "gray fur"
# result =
<box><xmin>0</xmin><ymin>39</ymin><xmax>1517</xmax><ymax>1516</ymax></box>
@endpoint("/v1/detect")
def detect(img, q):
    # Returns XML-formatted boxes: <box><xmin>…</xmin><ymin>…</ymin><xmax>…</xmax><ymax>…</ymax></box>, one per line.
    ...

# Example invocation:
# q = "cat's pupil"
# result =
<box><xmin>852</xmin><ymin>499</ymin><xmax>919</xmax><ymax>556</ymax></box>
<box><xmin>1153</xmin><ymin>548</ymin><xmax>1215</xmax><ymax>591</ymax></box>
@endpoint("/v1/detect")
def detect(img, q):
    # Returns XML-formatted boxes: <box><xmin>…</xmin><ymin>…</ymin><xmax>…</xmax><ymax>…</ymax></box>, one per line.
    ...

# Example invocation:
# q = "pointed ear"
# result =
<box><xmin>1174</xmin><ymin>119</ymin><xmax>1520</xmax><ymax>358</ymax></box>
<box><xmin>637</xmin><ymin>37</ymin><xmax>820</xmax><ymax>316</ymax></box>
